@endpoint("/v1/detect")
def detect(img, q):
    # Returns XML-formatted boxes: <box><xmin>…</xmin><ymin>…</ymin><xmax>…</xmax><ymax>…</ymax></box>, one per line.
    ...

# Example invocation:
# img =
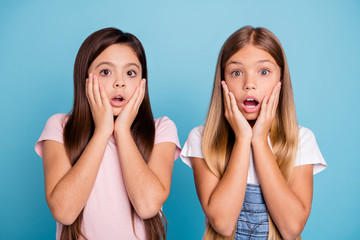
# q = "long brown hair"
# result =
<box><xmin>62</xmin><ymin>27</ymin><xmax>166</xmax><ymax>240</ymax></box>
<box><xmin>202</xmin><ymin>26</ymin><xmax>300</xmax><ymax>239</ymax></box>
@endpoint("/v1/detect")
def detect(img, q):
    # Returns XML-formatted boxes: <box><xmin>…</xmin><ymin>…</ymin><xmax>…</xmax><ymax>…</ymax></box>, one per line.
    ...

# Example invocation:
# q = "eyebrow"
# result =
<box><xmin>227</xmin><ymin>60</ymin><xmax>276</xmax><ymax>66</ymax></box>
<box><xmin>95</xmin><ymin>62</ymin><xmax>141</xmax><ymax>70</ymax></box>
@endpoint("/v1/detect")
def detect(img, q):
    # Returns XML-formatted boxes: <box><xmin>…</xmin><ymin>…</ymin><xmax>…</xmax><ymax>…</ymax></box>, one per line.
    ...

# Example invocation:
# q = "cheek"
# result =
<box><xmin>127</xmin><ymin>79</ymin><xmax>141</xmax><ymax>94</ymax></box>
<box><xmin>263</xmin><ymin>81</ymin><xmax>278</xmax><ymax>96</ymax></box>
<box><xmin>225</xmin><ymin>79</ymin><xmax>239</xmax><ymax>93</ymax></box>
<box><xmin>98</xmin><ymin>80</ymin><xmax>113</xmax><ymax>98</ymax></box>
<box><xmin>226</xmin><ymin>81</ymin><xmax>243</xmax><ymax>102</ymax></box>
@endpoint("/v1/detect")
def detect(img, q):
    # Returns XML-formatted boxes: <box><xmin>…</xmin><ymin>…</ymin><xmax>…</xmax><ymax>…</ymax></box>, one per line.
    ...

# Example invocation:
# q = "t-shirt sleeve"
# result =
<box><xmin>295</xmin><ymin>126</ymin><xmax>327</xmax><ymax>175</ymax></box>
<box><xmin>34</xmin><ymin>114</ymin><xmax>67</xmax><ymax>158</ymax></box>
<box><xmin>180</xmin><ymin>126</ymin><xmax>204</xmax><ymax>168</ymax></box>
<box><xmin>154</xmin><ymin>116</ymin><xmax>181</xmax><ymax>160</ymax></box>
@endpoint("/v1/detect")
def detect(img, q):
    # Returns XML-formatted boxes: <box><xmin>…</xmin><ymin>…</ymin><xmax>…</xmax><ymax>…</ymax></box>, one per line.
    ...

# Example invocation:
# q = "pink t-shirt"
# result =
<box><xmin>35</xmin><ymin>113</ymin><xmax>181</xmax><ymax>240</ymax></box>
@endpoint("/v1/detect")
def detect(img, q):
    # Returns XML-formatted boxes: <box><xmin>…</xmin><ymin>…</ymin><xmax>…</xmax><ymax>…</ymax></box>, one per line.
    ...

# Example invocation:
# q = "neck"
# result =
<box><xmin>248</xmin><ymin>120</ymin><xmax>256</xmax><ymax>127</ymax></box>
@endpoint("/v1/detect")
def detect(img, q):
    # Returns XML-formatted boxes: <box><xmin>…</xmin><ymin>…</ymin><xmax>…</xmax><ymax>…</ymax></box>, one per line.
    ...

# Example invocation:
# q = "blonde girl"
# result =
<box><xmin>180</xmin><ymin>26</ymin><xmax>326</xmax><ymax>239</ymax></box>
<box><xmin>35</xmin><ymin>28</ymin><xmax>181</xmax><ymax>240</ymax></box>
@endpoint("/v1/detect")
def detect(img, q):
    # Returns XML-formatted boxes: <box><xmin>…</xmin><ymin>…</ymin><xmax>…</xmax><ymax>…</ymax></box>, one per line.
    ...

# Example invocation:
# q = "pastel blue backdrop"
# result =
<box><xmin>1</xmin><ymin>0</ymin><xmax>359</xmax><ymax>239</ymax></box>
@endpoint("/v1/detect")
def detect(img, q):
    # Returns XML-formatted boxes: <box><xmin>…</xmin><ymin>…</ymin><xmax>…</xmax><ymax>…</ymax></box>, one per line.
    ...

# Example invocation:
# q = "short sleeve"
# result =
<box><xmin>154</xmin><ymin>116</ymin><xmax>181</xmax><ymax>160</ymax></box>
<box><xmin>295</xmin><ymin>126</ymin><xmax>327</xmax><ymax>175</ymax></box>
<box><xmin>34</xmin><ymin>114</ymin><xmax>68</xmax><ymax>158</ymax></box>
<box><xmin>180</xmin><ymin>126</ymin><xmax>204</xmax><ymax>168</ymax></box>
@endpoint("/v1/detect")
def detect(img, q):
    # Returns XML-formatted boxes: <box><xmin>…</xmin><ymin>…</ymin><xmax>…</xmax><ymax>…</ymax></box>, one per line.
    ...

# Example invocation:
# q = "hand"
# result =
<box><xmin>114</xmin><ymin>79</ymin><xmax>146</xmax><ymax>135</ymax></box>
<box><xmin>222</xmin><ymin>81</ymin><xmax>252</xmax><ymax>140</ymax></box>
<box><xmin>252</xmin><ymin>82</ymin><xmax>281</xmax><ymax>143</ymax></box>
<box><xmin>85</xmin><ymin>73</ymin><xmax>114</xmax><ymax>137</ymax></box>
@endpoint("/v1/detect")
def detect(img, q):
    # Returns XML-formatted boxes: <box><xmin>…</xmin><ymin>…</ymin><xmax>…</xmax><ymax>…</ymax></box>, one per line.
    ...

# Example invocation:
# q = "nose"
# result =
<box><xmin>243</xmin><ymin>75</ymin><xmax>256</xmax><ymax>90</ymax></box>
<box><xmin>114</xmin><ymin>77</ymin><xmax>125</xmax><ymax>88</ymax></box>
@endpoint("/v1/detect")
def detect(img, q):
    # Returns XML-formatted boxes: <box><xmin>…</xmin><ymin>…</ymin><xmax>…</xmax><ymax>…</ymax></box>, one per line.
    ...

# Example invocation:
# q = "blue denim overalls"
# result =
<box><xmin>235</xmin><ymin>184</ymin><xmax>269</xmax><ymax>240</ymax></box>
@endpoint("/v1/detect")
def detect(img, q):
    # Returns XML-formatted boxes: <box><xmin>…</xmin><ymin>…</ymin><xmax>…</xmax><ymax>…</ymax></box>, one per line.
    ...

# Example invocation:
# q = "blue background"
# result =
<box><xmin>1</xmin><ymin>0</ymin><xmax>359</xmax><ymax>239</ymax></box>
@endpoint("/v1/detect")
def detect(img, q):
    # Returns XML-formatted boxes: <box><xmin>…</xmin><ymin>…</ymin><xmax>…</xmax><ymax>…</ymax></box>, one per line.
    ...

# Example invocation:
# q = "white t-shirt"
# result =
<box><xmin>180</xmin><ymin>126</ymin><xmax>326</xmax><ymax>184</ymax></box>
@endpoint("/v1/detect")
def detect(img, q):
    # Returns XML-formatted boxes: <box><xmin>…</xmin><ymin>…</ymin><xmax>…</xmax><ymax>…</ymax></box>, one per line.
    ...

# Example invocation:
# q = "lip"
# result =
<box><xmin>110</xmin><ymin>94</ymin><xmax>126</xmax><ymax>107</ymax></box>
<box><xmin>241</xmin><ymin>95</ymin><xmax>260</xmax><ymax>113</ymax></box>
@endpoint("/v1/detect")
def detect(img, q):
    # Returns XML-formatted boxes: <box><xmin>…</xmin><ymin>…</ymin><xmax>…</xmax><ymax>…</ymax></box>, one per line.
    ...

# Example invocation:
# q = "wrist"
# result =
<box><xmin>114</xmin><ymin>127</ymin><xmax>132</xmax><ymax>140</ymax></box>
<box><xmin>234</xmin><ymin>135</ymin><xmax>252</xmax><ymax>145</ymax></box>
<box><xmin>93</xmin><ymin>129</ymin><xmax>112</xmax><ymax>141</ymax></box>
<box><xmin>251</xmin><ymin>136</ymin><xmax>268</xmax><ymax>146</ymax></box>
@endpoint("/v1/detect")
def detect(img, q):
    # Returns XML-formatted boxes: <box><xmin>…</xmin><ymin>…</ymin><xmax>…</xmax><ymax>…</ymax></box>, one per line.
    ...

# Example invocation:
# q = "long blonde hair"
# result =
<box><xmin>202</xmin><ymin>26</ymin><xmax>300</xmax><ymax>240</ymax></box>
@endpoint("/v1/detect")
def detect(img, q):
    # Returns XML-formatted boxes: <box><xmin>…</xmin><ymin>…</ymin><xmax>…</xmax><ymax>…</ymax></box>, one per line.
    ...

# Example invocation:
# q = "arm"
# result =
<box><xmin>116</xmin><ymin>132</ymin><xmax>176</xmax><ymax>219</ymax></box>
<box><xmin>43</xmin><ymin>74</ymin><xmax>113</xmax><ymax>225</ymax></box>
<box><xmin>191</xmin><ymin>137</ymin><xmax>250</xmax><ymax>237</ymax></box>
<box><xmin>190</xmin><ymin>81</ymin><xmax>253</xmax><ymax>236</ymax></box>
<box><xmin>252</xmin><ymin>141</ymin><xmax>313</xmax><ymax>240</ymax></box>
<box><xmin>43</xmin><ymin>133</ymin><xmax>110</xmax><ymax>225</ymax></box>
<box><xmin>251</xmin><ymin>82</ymin><xmax>313</xmax><ymax>239</ymax></box>
<box><xmin>114</xmin><ymin>79</ymin><xmax>176</xmax><ymax>219</ymax></box>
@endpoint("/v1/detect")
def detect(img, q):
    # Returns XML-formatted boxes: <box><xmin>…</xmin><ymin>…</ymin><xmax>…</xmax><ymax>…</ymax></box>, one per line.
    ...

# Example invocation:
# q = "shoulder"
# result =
<box><xmin>35</xmin><ymin>113</ymin><xmax>69</xmax><ymax>158</ymax></box>
<box><xmin>154</xmin><ymin>116</ymin><xmax>178</xmax><ymax>136</ymax></box>
<box><xmin>298</xmin><ymin>126</ymin><xmax>317</xmax><ymax>145</ymax></box>
<box><xmin>154</xmin><ymin>116</ymin><xmax>175</xmax><ymax>128</ymax></box>
<box><xmin>180</xmin><ymin>125</ymin><xmax>204</xmax><ymax>168</ymax></box>
<box><xmin>45</xmin><ymin>113</ymin><xmax>69</xmax><ymax>128</ymax></box>
<box><xmin>295</xmin><ymin>125</ymin><xmax>327</xmax><ymax>174</ymax></box>
<box><xmin>188</xmin><ymin>125</ymin><xmax>204</xmax><ymax>140</ymax></box>
<box><xmin>154</xmin><ymin>116</ymin><xmax>180</xmax><ymax>146</ymax></box>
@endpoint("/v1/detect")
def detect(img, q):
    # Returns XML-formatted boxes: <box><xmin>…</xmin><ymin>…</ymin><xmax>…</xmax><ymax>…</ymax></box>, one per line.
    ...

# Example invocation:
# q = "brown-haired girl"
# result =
<box><xmin>180</xmin><ymin>26</ymin><xmax>326</xmax><ymax>239</ymax></box>
<box><xmin>35</xmin><ymin>27</ymin><xmax>181</xmax><ymax>240</ymax></box>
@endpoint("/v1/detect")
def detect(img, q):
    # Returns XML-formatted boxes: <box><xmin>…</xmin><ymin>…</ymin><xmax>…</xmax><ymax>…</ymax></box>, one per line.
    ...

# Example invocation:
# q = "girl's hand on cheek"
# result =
<box><xmin>114</xmin><ymin>79</ymin><xmax>146</xmax><ymax>135</ymax></box>
<box><xmin>85</xmin><ymin>73</ymin><xmax>114</xmax><ymax>137</ymax></box>
<box><xmin>252</xmin><ymin>82</ymin><xmax>281</xmax><ymax>143</ymax></box>
<box><xmin>222</xmin><ymin>81</ymin><xmax>252</xmax><ymax>140</ymax></box>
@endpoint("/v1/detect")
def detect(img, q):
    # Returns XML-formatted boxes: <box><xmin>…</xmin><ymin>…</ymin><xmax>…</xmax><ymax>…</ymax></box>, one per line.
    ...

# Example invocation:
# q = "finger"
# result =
<box><xmin>85</xmin><ymin>77</ymin><xmax>89</xmax><ymax>99</ymax></box>
<box><xmin>99</xmin><ymin>83</ymin><xmax>110</xmax><ymax>107</ymax></box>
<box><xmin>271</xmin><ymin>82</ymin><xmax>281</xmax><ymax>116</ymax></box>
<box><xmin>86</xmin><ymin>73</ymin><xmax>95</xmax><ymax>105</ymax></box>
<box><xmin>267</xmin><ymin>83</ymin><xmax>278</xmax><ymax>107</ymax></box>
<box><xmin>268</xmin><ymin>82</ymin><xmax>280</xmax><ymax>117</ymax></box>
<box><xmin>221</xmin><ymin>81</ymin><xmax>231</xmax><ymax>114</ymax></box>
<box><xmin>127</xmin><ymin>85</ymin><xmax>141</xmax><ymax>109</ymax></box>
<box><xmin>92</xmin><ymin>75</ymin><xmax>102</xmax><ymax>107</ymax></box>
<box><xmin>134</xmin><ymin>79</ymin><xmax>146</xmax><ymax>108</ymax></box>
<box><xmin>228</xmin><ymin>92</ymin><xmax>239</xmax><ymax>114</ymax></box>
<box><xmin>259</xmin><ymin>95</ymin><xmax>269</xmax><ymax>119</ymax></box>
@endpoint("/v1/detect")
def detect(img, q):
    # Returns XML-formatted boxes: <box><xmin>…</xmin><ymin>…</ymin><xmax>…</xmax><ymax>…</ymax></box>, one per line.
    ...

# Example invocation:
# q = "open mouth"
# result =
<box><xmin>243</xmin><ymin>98</ymin><xmax>259</xmax><ymax>109</ymax></box>
<box><xmin>111</xmin><ymin>95</ymin><xmax>126</xmax><ymax>107</ymax></box>
<box><xmin>241</xmin><ymin>96</ymin><xmax>260</xmax><ymax>113</ymax></box>
<box><xmin>112</xmin><ymin>96</ymin><xmax>124</xmax><ymax>102</ymax></box>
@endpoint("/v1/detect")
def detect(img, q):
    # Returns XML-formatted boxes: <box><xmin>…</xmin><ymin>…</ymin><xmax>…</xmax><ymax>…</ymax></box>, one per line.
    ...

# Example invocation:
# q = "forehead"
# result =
<box><xmin>226</xmin><ymin>45</ymin><xmax>277</xmax><ymax>67</ymax></box>
<box><xmin>92</xmin><ymin>44</ymin><xmax>140</xmax><ymax>65</ymax></box>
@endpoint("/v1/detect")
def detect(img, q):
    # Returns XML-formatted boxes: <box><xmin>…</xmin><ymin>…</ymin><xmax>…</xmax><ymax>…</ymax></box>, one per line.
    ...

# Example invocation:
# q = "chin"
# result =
<box><xmin>243</xmin><ymin>112</ymin><xmax>259</xmax><ymax>121</ymax></box>
<box><xmin>112</xmin><ymin>108</ymin><xmax>122</xmax><ymax>116</ymax></box>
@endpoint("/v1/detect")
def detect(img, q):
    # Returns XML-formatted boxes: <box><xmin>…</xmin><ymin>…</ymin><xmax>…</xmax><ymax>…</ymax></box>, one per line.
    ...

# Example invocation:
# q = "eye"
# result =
<box><xmin>231</xmin><ymin>70</ymin><xmax>242</xmax><ymax>77</ymax></box>
<box><xmin>127</xmin><ymin>70</ymin><xmax>136</xmax><ymax>77</ymax></box>
<box><xmin>100</xmin><ymin>69</ymin><xmax>111</xmax><ymax>76</ymax></box>
<box><xmin>259</xmin><ymin>69</ymin><xmax>270</xmax><ymax>76</ymax></box>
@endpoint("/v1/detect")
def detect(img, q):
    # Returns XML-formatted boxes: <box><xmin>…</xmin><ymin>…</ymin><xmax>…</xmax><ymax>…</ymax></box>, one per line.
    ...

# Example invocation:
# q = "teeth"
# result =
<box><xmin>246</xmin><ymin>105</ymin><xmax>256</xmax><ymax>108</ymax></box>
<box><xmin>246</xmin><ymin>98</ymin><xmax>255</xmax><ymax>101</ymax></box>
